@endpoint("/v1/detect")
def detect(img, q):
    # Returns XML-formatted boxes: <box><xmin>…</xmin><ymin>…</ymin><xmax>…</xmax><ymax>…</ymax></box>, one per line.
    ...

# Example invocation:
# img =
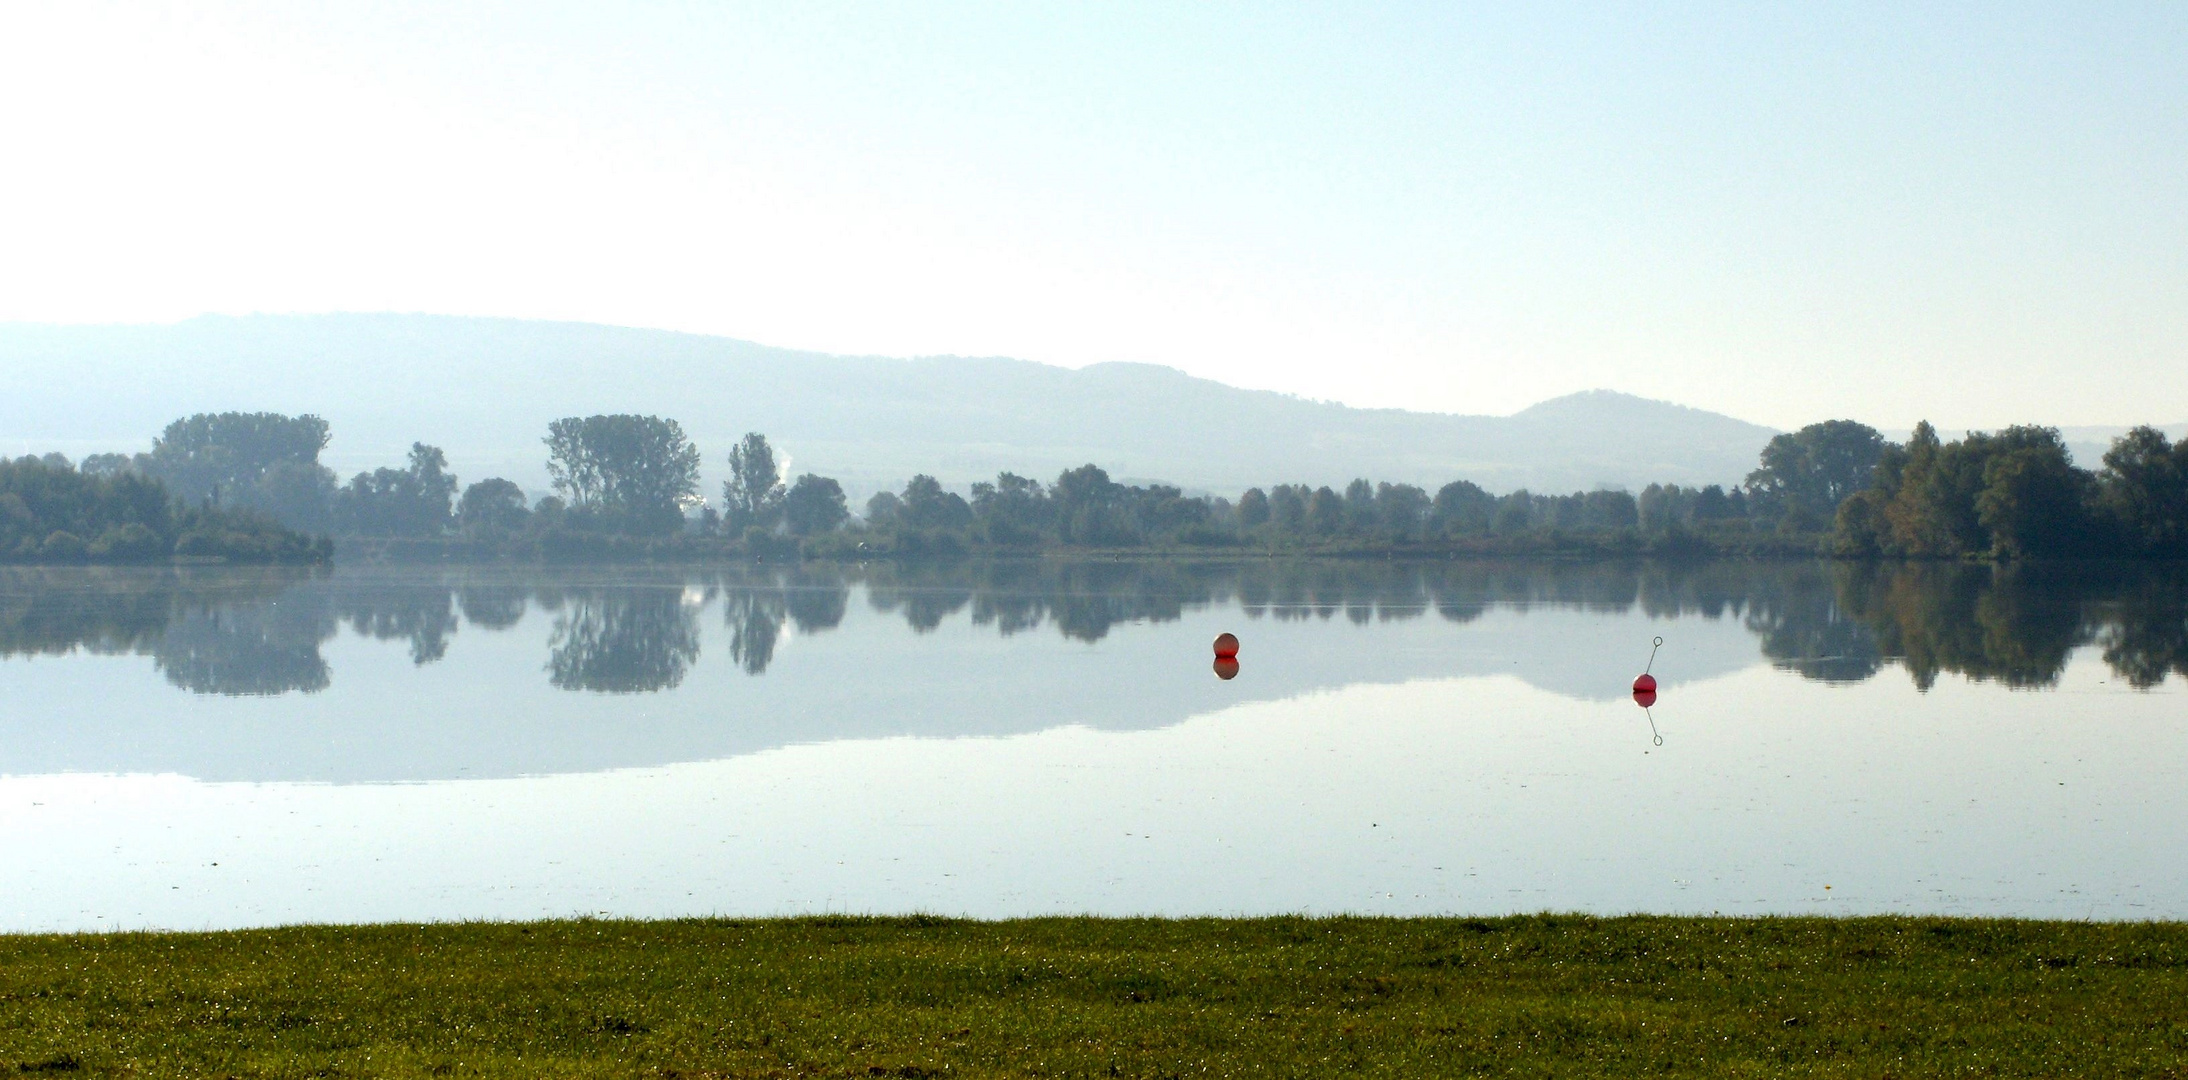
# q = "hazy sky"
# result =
<box><xmin>3</xmin><ymin>2</ymin><xmax>2183</xmax><ymax>429</ymax></box>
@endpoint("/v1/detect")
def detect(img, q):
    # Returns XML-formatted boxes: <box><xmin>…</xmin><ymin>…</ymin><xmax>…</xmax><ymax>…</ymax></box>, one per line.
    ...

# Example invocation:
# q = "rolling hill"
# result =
<box><xmin>0</xmin><ymin>313</ymin><xmax>1780</xmax><ymax>500</ymax></box>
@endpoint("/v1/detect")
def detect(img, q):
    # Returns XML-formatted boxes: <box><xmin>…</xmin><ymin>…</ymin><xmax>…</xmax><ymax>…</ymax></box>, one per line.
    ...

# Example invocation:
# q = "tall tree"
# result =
<box><xmin>1746</xmin><ymin>420</ymin><xmax>1888</xmax><ymax>528</ymax></box>
<box><xmin>1306</xmin><ymin>487</ymin><xmax>1345</xmax><ymax>535</ymax></box>
<box><xmin>1234</xmin><ymin>488</ymin><xmax>1271</xmax><ymax>528</ymax></box>
<box><xmin>2098</xmin><ymin>426</ymin><xmax>2188</xmax><ymax>556</ymax></box>
<box><xmin>544</xmin><ymin>415</ymin><xmax>701</xmax><ymax>533</ymax></box>
<box><xmin>722</xmin><ymin>433</ymin><xmax>785</xmax><ymax>531</ymax></box>
<box><xmin>1974</xmin><ymin>428</ymin><xmax>2092</xmax><ymax>559</ymax></box>
<box><xmin>142</xmin><ymin>412</ymin><xmax>336</xmax><ymax>531</ymax></box>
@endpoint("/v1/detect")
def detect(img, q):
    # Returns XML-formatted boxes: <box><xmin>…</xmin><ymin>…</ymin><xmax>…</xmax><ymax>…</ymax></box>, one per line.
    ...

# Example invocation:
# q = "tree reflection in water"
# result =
<box><xmin>5</xmin><ymin>560</ymin><xmax>2187</xmax><ymax>694</ymax></box>
<box><xmin>335</xmin><ymin>578</ymin><xmax>459</xmax><ymax>665</ymax></box>
<box><xmin>544</xmin><ymin>586</ymin><xmax>702</xmax><ymax>692</ymax></box>
<box><xmin>714</xmin><ymin>568</ymin><xmax>849</xmax><ymax>675</ymax></box>
<box><xmin>153</xmin><ymin>598</ymin><xmax>336</xmax><ymax>695</ymax></box>
<box><xmin>456</xmin><ymin>581</ymin><xmax>529</xmax><ymax>630</ymax></box>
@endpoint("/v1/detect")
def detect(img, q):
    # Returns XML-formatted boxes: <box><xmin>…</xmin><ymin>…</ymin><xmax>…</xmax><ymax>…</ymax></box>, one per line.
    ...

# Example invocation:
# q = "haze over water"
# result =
<box><xmin>3</xmin><ymin>559</ymin><xmax>2183</xmax><ymax>931</ymax></box>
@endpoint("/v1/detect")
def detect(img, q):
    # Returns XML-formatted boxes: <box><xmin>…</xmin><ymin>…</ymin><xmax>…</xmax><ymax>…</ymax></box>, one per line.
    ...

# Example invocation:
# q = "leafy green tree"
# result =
<box><xmin>781</xmin><ymin>474</ymin><xmax>850</xmax><ymax>536</ymax></box>
<box><xmin>1052</xmin><ymin>465</ymin><xmax>1132</xmax><ymax>545</ymax></box>
<box><xmin>1839</xmin><ymin>423</ymin><xmax>2099</xmax><ymax>560</ymax></box>
<box><xmin>1637</xmin><ymin>483</ymin><xmax>1687</xmax><ymax>533</ymax></box>
<box><xmin>1431</xmin><ymin>480</ymin><xmax>1495</xmax><ymax>534</ymax></box>
<box><xmin>898</xmin><ymin>475</ymin><xmax>973</xmax><ymax>532</ymax></box>
<box><xmin>1306</xmin><ymin>486</ymin><xmax>1345</xmax><ymax>535</ymax></box>
<box><xmin>333</xmin><ymin>443</ymin><xmax>457</xmax><ymax>537</ymax></box>
<box><xmin>1691</xmin><ymin>484</ymin><xmax>1739</xmax><ymax>522</ymax></box>
<box><xmin>142</xmin><ymin>412</ymin><xmax>336</xmax><ymax>531</ymax></box>
<box><xmin>1975</xmin><ymin>430</ymin><xmax>2092</xmax><ymax>558</ymax></box>
<box><xmin>2098</xmin><ymin>426</ymin><xmax>2188</xmax><ymax>556</ymax></box>
<box><xmin>864</xmin><ymin>490</ymin><xmax>903</xmax><ymax>525</ymax></box>
<box><xmin>1492</xmin><ymin>490</ymin><xmax>1534</xmax><ymax>534</ymax></box>
<box><xmin>458</xmin><ymin>478</ymin><xmax>531</xmax><ymax>534</ymax></box>
<box><xmin>970</xmin><ymin>472</ymin><xmax>1051</xmax><ymax>544</ymax></box>
<box><xmin>543</xmin><ymin>415</ymin><xmax>701</xmax><ymax>533</ymax></box>
<box><xmin>723</xmin><ymin>433</ymin><xmax>785</xmax><ymax>531</ymax></box>
<box><xmin>1235</xmin><ymin>488</ymin><xmax>1271</xmax><ymax>528</ymax></box>
<box><xmin>1342</xmin><ymin>479</ymin><xmax>1377</xmax><ymax>534</ymax></box>
<box><xmin>79</xmin><ymin>453</ymin><xmax>131</xmax><ymax>478</ymax></box>
<box><xmin>1375</xmin><ymin>483</ymin><xmax>1431</xmax><ymax>539</ymax></box>
<box><xmin>1268</xmin><ymin>485</ymin><xmax>1307</xmax><ymax>532</ymax></box>
<box><xmin>1580</xmin><ymin>490</ymin><xmax>1639</xmax><ymax>530</ymax></box>
<box><xmin>1746</xmin><ymin>420</ymin><xmax>1888</xmax><ymax>529</ymax></box>
<box><xmin>0</xmin><ymin>454</ymin><xmax>326</xmax><ymax>564</ymax></box>
<box><xmin>1883</xmin><ymin>422</ymin><xmax>1988</xmax><ymax>556</ymax></box>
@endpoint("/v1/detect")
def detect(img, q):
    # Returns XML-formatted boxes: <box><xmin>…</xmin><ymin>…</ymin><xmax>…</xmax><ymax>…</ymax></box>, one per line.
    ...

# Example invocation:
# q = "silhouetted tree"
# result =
<box><xmin>781</xmin><ymin>473</ymin><xmax>849</xmax><ymax>536</ymax></box>
<box><xmin>1306</xmin><ymin>486</ymin><xmax>1344</xmax><ymax>535</ymax></box>
<box><xmin>2098</xmin><ymin>426</ymin><xmax>2188</xmax><ymax>557</ymax></box>
<box><xmin>864</xmin><ymin>490</ymin><xmax>903</xmax><ymax>525</ymax></box>
<box><xmin>1431</xmin><ymin>480</ymin><xmax>1495</xmax><ymax>534</ymax></box>
<box><xmin>722</xmin><ymin>432</ymin><xmax>785</xmax><ymax>531</ymax></box>
<box><xmin>970</xmin><ymin>472</ymin><xmax>1050</xmax><ymax>544</ymax></box>
<box><xmin>899</xmin><ymin>475</ymin><xmax>973</xmax><ymax>532</ymax></box>
<box><xmin>1268</xmin><ymin>485</ymin><xmax>1307</xmax><ymax>532</ymax></box>
<box><xmin>1235</xmin><ymin>487</ymin><xmax>1271</xmax><ymax>528</ymax></box>
<box><xmin>543</xmin><ymin>415</ymin><xmax>701</xmax><ymax>534</ymax></box>
<box><xmin>141</xmin><ymin>412</ymin><xmax>337</xmax><ymax>531</ymax></box>
<box><xmin>333</xmin><ymin>443</ymin><xmax>457</xmax><ymax>537</ymax></box>
<box><xmin>458</xmin><ymin>478</ymin><xmax>531</xmax><ymax>533</ymax></box>
<box><xmin>1835</xmin><ymin>423</ymin><xmax>2097</xmax><ymax>559</ymax></box>
<box><xmin>1746</xmin><ymin>420</ymin><xmax>1887</xmax><ymax>530</ymax></box>
<box><xmin>1375</xmin><ymin>483</ymin><xmax>1431</xmax><ymax>539</ymax></box>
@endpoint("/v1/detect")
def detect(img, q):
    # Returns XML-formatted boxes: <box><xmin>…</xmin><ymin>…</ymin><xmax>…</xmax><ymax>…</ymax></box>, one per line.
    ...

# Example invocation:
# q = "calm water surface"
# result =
<box><xmin>3</xmin><ymin>559</ymin><xmax>2184</xmax><ymax>930</ymax></box>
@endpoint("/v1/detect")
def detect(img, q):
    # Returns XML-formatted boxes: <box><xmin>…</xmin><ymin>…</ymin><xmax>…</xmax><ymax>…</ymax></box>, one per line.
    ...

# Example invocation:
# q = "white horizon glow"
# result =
<box><xmin>2</xmin><ymin>2</ymin><xmax>2183</xmax><ymax>431</ymax></box>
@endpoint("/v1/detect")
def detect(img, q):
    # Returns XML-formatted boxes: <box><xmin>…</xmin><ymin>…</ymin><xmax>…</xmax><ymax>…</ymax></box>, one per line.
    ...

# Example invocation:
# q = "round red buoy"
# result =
<box><xmin>1213</xmin><ymin>657</ymin><xmax>1240</xmax><ymax>681</ymax></box>
<box><xmin>1213</xmin><ymin>632</ymin><xmax>1240</xmax><ymax>659</ymax></box>
<box><xmin>1633</xmin><ymin>673</ymin><xmax>1657</xmax><ymax>694</ymax></box>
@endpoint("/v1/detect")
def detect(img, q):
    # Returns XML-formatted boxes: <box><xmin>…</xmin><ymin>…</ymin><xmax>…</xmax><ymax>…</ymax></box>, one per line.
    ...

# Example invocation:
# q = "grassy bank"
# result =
<box><xmin>4</xmin><ymin>915</ymin><xmax>2185</xmax><ymax>1077</ymax></box>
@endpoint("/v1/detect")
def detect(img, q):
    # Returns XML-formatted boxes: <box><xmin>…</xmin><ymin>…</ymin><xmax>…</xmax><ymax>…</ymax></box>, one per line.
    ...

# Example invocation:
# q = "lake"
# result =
<box><xmin>3</xmin><ymin>558</ymin><xmax>2184</xmax><ymax>931</ymax></box>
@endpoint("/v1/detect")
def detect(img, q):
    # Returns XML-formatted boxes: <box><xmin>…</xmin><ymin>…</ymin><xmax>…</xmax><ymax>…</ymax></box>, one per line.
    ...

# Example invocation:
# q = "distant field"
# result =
<box><xmin>3</xmin><ymin>915</ymin><xmax>2184</xmax><ymax>1078</ymax></box>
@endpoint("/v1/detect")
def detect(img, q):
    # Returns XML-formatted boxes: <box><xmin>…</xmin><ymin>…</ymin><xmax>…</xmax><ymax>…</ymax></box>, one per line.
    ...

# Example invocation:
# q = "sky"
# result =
<box><xmin>1</xmin><ymin>2</ymin><xmax>2183</xmax><ymax>430</ymax></box>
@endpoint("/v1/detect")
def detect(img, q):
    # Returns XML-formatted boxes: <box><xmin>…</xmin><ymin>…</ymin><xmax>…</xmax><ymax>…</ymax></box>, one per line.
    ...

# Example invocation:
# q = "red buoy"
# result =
<box><xmin>1632</xmin><ymin>672</ymin><xmax>1657</xmax><ymax>708</ymax></box>
<box><xmin>1213</xmin><ymin>657</ymin><xmax>1240</xmax><ymax>680</ymax></box>
<box><xmin>1213</xmin><ymin>632</ymin><xmax>1240</xmax><ymax>659</ymax></box>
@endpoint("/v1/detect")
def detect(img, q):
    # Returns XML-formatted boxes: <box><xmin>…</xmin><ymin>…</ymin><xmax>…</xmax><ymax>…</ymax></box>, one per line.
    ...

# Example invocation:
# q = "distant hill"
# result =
<box><xmin>0</xmin><ymin>314</ymin><xmax>1779</xmax><ymax>500</ymax></box>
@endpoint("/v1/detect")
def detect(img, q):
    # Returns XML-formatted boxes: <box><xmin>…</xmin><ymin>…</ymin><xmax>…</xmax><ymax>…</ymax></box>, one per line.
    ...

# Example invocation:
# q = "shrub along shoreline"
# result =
<box><xmin>3</xmin><ymin>915</ymin><xmax>2183</xmax><ymax>1077</ymax></box>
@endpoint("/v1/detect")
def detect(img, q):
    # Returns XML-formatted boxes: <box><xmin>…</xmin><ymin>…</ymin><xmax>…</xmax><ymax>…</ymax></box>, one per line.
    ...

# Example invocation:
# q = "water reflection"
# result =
<box><xmin>3</xmin><ymin>561</ymin><xmax>2187</xmax><ymax>695</ymax></box>
<box><xmin>544</xmin><ymin>585</ymin><xmax>704</xmax><ymax>693</ymax></box>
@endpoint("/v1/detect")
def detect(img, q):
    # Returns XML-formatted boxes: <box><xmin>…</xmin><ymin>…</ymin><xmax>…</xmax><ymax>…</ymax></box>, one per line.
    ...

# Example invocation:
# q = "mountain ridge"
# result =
<box><xmin>0</xmin><ymin>313</ymin><xmax>1780</xmax><ymax>499</ymax></box>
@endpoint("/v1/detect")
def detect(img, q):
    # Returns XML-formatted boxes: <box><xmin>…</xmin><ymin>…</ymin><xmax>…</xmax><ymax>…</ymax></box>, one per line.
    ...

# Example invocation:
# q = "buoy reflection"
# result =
<box><xmin>1635</xmin><ymin>635</ymin><xmax>1663</xmax><ymax>744</ymax></box>
<box><xmin>1213</xmin><ymin>657</ymin><xmax>1240</xmax><ymax>680</ymax></box>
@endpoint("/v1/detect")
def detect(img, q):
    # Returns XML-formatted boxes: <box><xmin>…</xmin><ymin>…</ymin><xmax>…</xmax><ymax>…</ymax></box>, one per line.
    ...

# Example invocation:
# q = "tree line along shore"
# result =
<box><xmin>6</xmin><ymin>411</ymin><xmax>2188</xmax><ymax>564</ymax></box>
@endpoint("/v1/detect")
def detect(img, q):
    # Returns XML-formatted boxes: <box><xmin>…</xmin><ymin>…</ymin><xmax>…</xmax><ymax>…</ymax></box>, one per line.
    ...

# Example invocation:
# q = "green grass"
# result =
<box><xmin>3</xmin><ymin>915</ymin><xmax>2185</xmax><ymax>1077</ymax></box>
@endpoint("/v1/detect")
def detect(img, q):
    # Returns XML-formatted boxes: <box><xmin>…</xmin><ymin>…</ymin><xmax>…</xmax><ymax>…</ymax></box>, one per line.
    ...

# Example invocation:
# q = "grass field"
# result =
<box><xmin>3</xmin><ymin>915</ymin><xmax>2185</xmax><ymax>1077</ymax></box>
